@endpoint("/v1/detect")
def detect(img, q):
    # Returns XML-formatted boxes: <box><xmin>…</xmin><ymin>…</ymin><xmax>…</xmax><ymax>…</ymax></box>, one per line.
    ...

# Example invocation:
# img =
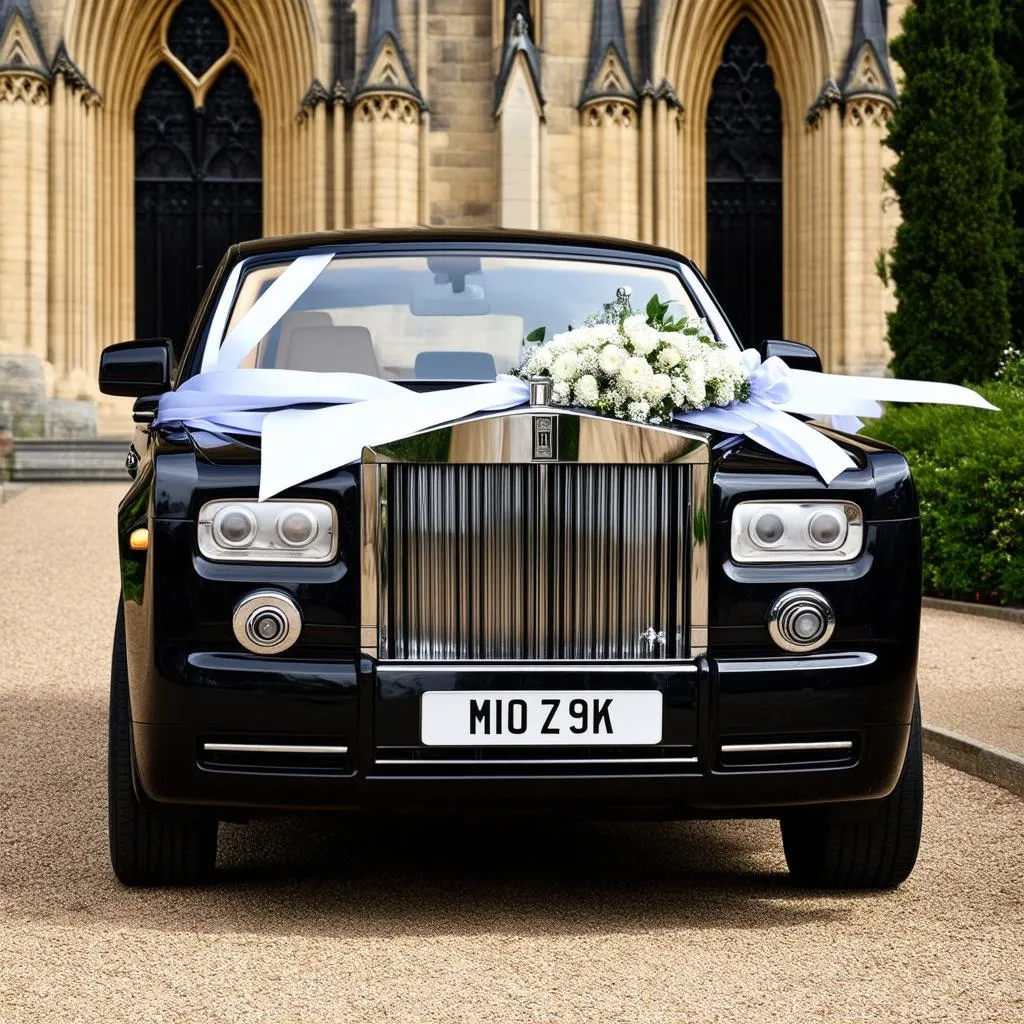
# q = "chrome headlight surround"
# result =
<box><xmin>198</xmin><ymin>499</ymin><xmax>337</xmax><ymax>563</ymax></box>
<box><xmin>730</xmin><ymin>500</ymin><xmax>864</xmax><ymax>564</ymax></box>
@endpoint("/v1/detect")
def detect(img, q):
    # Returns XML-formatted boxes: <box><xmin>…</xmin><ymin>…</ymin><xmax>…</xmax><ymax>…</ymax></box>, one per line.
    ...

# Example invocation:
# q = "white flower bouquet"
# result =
<box><xmin>512</xmin><ymin>289</ymin><xmax>751</xmax><ymax>424</ymax></box>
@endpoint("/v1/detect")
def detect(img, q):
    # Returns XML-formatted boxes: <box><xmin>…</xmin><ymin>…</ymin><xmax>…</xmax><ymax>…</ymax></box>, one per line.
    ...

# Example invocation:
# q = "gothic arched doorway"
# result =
<box><xmin>705</xmin><ymin>17</ymin><xmax>783</xmax><ymax>346</ymax></box>
<box><xmin>134</xmin><ymin>0</ymin><xmax>262</xmax><ymax>350</ymax></box>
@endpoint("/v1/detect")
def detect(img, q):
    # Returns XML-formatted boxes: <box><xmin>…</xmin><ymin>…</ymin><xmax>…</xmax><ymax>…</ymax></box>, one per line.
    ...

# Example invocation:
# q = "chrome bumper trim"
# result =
<box><xmin>376</xmin><ymin>662</ymin><xmax>699</xmax><ymax>674</ymax></box>
<box><xmin>202</xmin><ymin>742</ymin><xmax>349</xmax><ymax>755</ymax></box>
<box><xmin>374</xmin><ymin>756</ymin><xmax>699</xmax><ymax>766</ymax></box>
<box><xmin>720</xmin><ymin>741</ymin><xmax>853</xmax><ymax>754</ymax></box>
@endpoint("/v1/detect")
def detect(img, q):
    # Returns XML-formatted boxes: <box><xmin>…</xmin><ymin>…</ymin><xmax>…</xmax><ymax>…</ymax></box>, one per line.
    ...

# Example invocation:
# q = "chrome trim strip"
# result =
<box><xmin>375</xmin><ymin>662</ymin><xmax>700</xmax><ymax>674</ymax></box>
<box><xmin>716</xmin><ymin>652</ymin><xmax>875</xmax><ymax>673</ymax></box>
<box><xmin>688</xmin><ymin>464</ymin><xmax>710</xmax><ymax>658</ymax></box>
<box><xmin>375</xmin><ymin>756</ymin><xmax>699</xmax><ymax>766</ymax></box>
<box><xmin>360</xmin><ymin>463</ymin><xmax>382</xmax><ymax>658</ymax></box>
<box><xmin>203</xmin><ymin>743</ymin><xmax>350</xmax><ymax>755</ymax></box>
<box><xmin>720</xmin><ymin>741</ymin><xmax>853</xmax><ymax>754</ymax></box>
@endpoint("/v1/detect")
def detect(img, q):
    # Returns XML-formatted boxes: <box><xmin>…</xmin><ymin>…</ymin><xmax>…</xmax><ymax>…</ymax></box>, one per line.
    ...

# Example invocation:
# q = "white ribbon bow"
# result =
<box><xmin>154</xmin><ymin>356</ymin><xmax>997</xmax><ymax>499</ymax></box>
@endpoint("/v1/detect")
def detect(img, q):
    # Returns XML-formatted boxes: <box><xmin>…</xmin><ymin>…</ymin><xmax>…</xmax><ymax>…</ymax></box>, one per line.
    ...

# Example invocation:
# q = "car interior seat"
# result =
<box><xmin>272</xmin><ymin>313</ymin><xmax>381</xmax><ymax>376</ymax></box>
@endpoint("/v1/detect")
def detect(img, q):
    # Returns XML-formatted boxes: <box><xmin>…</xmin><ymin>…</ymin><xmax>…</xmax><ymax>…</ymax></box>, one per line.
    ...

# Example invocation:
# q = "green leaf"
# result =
<box><xmin>525</xmin><ymin>326</ymin><xmax>546</xmax><ymax>343</ymax></box>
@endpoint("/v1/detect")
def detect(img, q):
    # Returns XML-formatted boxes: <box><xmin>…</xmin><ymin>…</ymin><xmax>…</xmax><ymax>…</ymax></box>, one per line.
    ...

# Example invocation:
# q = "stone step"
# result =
<box><xmin>7</xmin><ymin>438</ymin><xmax>133</xmax><ymax>482</ymax></box>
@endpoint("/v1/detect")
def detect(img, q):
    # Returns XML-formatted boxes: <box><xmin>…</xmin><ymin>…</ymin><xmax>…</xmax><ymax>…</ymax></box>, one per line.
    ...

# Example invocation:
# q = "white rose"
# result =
<box><xmin>552</xmin><ymin>350</ymin><xmax>580</xmax><ymax>383</ymax></box>
<box><xmin>657</xmin><ymin>344</ymin><xmax>681</xmax><ymax>370</ymax></box>
<box><xmin>627</xmin><ymin>400</ymin><xmax>651</xmax><ymax>423</ymax></box>
<box><xmin>574</xmin><ymin>374</ymin><xmax>600</xmax><ymax>407</ymax></box>
<box><xmin>599</xmin><ymin>344</ymin><xmax>627</xmax><ymax>376</ymax></box>
<box><xmin>624</xmin><ymin>315</ymin><xmax>660</xmax><ymax>356</ymax></box>
<box><xmin>646</xmin><ymin>373</ymin><xmax>673</xmax><ymax>403</ymax></box>
<box><xmin>552</xmin><ymin>380</ymin><xmax>571</xmax><ymax>404</ymax></box>
<box><xmin>619</xmin><ymin>355</ymin><xmax>653</xmax><ymax>399</ymax></box>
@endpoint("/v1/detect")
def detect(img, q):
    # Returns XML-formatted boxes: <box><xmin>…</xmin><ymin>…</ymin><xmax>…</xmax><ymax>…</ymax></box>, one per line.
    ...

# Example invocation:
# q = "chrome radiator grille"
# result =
<box><xmin>381</xmin><ymin>464</ymin><xmax>690</xmax><ymax>661</ymax></box>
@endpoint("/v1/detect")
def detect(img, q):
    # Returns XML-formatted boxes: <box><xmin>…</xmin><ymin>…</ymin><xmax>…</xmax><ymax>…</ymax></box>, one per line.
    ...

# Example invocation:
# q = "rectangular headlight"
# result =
<box><xmin>730</xmin><ymin>500</ymin><xmax>864</xmax><ymax>564</ymax></box>
<box><xmin>197</xmin><ymin>499</ymin><xmax>337</xmax><ymax>563</ymax></box>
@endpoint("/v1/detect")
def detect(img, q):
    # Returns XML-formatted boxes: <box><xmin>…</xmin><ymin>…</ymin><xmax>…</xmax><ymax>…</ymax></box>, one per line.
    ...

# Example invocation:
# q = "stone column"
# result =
<box><xmin>580</xmin><ymin>97</ymin><xmax>639</xmax><ymax>239</ymax></box>
<box><xmin>841</xmin><ymin>95</ymin><xmax>897</xmax><ymax>376</ymax></box>
<box><xmin>351</xmin><ymin>92</ymin><xmax>422</xmax><ymax>228</ymax></box>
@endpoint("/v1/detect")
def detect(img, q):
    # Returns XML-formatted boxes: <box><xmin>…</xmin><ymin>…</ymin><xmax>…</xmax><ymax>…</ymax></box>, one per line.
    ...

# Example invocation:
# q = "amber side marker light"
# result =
<box><xmin>129</xmin><ymin>528</ymin><xmax>149</xmax><ymax>551</ymax></box>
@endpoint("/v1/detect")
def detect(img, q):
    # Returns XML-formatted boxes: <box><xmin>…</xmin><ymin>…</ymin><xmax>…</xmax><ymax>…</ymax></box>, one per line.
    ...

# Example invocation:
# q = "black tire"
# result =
<box><xmin>108</xmin><ymin>602</ymin><xmax>217</xmax><ymax>886</ymax></box>
<box><xmin>780</xmin><ymin>693</ymin><xmax>923</xmax><ymax>890</ymax></box>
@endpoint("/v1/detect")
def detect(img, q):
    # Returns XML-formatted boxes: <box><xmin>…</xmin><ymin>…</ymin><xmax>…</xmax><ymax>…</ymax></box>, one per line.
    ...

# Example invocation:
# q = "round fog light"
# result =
<box><xmin>232</xmin><ymin>590</ymin><xmax>302</xmax><ymax>655</ymax></box>
<box><xmin>768</xmin><ymin>589</ymin><xmax>835</xmax><ymax>653</ymax></box>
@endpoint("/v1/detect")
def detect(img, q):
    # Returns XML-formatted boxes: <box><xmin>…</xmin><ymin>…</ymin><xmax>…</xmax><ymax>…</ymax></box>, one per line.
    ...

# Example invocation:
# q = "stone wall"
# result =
<box><xmin>0</xmin><ymin>0</ymin><xmax>904</xmax><ymax>438</ymax></box>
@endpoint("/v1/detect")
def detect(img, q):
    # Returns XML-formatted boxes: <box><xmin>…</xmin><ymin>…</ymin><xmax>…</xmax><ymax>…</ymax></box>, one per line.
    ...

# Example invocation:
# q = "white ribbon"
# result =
<box><xmin>258</xmin><ymin>377</ymin><xmax>529</xmax><ymax>501</ymax></box>
<box><xmin>154</xmin><ymin>355</ymin><xmax>997</xmax><ymax>498</ymax></box>
<box><xmin>215</xmin><ymin>253</ymin><xmax>334</xmax><ymax>371</ymax></box>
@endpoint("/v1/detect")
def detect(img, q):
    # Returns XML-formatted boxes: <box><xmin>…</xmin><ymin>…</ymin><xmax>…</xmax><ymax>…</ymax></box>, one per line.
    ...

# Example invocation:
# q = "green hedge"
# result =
<box><xmin>863</xmin><ymin>382</ymin><xmax>1024</xmax><ymax>606</ymax></box>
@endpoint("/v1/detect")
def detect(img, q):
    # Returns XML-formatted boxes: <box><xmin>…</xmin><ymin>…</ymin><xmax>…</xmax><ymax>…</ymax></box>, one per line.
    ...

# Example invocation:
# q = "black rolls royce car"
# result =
<box><xmin>100</xmin><ymin>229</ymin><xmax>922</xmax><ymax>889</ymax></box>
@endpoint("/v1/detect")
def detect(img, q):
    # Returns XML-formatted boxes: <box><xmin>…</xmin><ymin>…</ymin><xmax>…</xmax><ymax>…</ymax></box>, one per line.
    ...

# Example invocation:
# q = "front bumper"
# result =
<box><xmin>130</xmin><ymin>644</ymin><xmax>917</xmax><ymax>817</ymax></box>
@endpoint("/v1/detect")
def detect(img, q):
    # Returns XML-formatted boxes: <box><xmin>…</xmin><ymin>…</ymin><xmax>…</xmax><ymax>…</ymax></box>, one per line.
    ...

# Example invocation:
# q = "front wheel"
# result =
<box><xmin>780</xmin><ymin>693</ymin><xmax>923</xmax><ymax>889</ymax></box>
<box><xmin>108</xmin><ymin>602</ymin><xmax>217</xmax><ymax>886</ymax></box>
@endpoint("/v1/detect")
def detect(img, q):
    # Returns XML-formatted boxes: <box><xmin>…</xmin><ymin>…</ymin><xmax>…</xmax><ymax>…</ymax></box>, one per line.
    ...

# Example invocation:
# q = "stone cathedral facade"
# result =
<box><xmin>0</xmin><ymin>0</ymin><xmax>903</xmax><ymax>434</ymax></box>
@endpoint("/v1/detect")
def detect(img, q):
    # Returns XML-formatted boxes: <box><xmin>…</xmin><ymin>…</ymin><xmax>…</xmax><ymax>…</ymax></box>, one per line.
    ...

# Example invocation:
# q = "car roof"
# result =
<box><xmin>231</xmin><ymin>227</ymin><xmax>697</xmax><ymax>267</ymax></box>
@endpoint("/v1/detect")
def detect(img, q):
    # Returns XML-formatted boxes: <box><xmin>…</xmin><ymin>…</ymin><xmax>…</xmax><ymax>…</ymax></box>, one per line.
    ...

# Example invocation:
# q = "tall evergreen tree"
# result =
<box><xmin>884</xmin><ymin>0</ymin><xmax>1013</xmax><ymax>383</ymax></box>
<box><xmin>997</xmin><ymin>0</ymin><xmax>1024</xmax><ymax>351</ymax></box>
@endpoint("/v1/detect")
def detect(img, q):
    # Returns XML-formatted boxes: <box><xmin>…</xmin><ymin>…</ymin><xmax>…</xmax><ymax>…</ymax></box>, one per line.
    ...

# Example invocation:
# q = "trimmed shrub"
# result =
<box><xmin>864</xmin><ymin>380</ymin><xmax>1024</xmax><ymax>605</ymax></box>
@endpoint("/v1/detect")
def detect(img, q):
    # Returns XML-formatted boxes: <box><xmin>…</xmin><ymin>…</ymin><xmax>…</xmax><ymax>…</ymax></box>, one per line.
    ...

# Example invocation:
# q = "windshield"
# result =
<box><xmin>203</xmin><ymin>254</ymin><xmax>712</xmax><ymax>380</ymax></box>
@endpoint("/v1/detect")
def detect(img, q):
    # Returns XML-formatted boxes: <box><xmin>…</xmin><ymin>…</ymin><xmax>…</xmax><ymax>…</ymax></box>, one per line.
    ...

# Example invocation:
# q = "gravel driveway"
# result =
<box><xmin>1</xmin><ymin>484</ymin><xmax>1021</xmax><ymax>1023</ymax></box>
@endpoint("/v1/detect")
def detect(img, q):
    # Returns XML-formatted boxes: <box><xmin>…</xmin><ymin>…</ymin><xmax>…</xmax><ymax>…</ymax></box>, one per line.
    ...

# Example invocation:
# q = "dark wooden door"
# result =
<box><xmin>134</xmin><ymin>1</ymin><xmax>261</xmax><ymax>350</ymax></box>
<box><xmin>706</xmin><ymin>18</ymin><xmax>783</xmax><ymax>347</ymax></box>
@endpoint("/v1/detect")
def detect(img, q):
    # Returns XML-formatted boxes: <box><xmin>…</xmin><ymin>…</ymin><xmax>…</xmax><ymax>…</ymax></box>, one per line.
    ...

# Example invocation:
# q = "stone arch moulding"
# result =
<box><xmin>649</xmin><ymin>0</ymin><xmax>842</xmax><ymax>368</ymax></box>
<box><xmin>52</xmin><ymin>0</ymin><xmax>318</xmax><ymax>407</ymax></box>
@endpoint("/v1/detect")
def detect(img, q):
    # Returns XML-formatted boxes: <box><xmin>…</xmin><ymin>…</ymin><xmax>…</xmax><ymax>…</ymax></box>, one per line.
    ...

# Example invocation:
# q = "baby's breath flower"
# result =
<box><xmin>577</xmin><ymin>348</ymin><xmax>599</xmax><ymax>374</ymax></box>
<box><xmin>627</xmin><ymin>400</ymin><xmax>651</xmax><ymax>423</ymax></box>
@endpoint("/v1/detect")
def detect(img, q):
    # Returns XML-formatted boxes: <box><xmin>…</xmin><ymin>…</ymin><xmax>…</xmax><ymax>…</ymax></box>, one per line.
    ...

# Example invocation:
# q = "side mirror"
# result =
<box><xmin>755</xmin><ymin>339</ymin><xmax>822</xmax><ymax>374</ymax></box>
<box><xmin>98</xmin><ymin>339</ymin><xmax>172</xmax><ymax>397</ymax></box>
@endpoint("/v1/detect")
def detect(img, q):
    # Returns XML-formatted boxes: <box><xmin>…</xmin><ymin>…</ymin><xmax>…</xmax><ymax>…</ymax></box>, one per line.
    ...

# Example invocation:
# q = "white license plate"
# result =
<box><xmin>420</xmin><ymin>691</ymin><xmax>663</xmax><ymax>746</ymax></box>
